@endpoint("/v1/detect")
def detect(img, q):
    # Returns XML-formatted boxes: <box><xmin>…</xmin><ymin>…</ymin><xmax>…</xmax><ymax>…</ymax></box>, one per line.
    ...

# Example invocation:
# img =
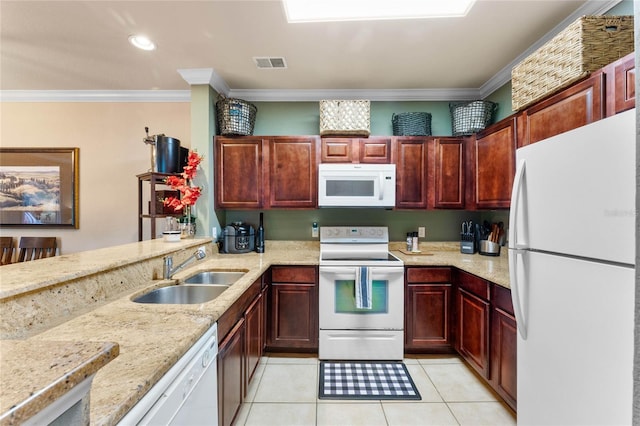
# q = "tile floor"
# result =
<box><xmin>233</xmin><ymin>354</ymin><xmax>516</xmax><ymax>426</ymax></box>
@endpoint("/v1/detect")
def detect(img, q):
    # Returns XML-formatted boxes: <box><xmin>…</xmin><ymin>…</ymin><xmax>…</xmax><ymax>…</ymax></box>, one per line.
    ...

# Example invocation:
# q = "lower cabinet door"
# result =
<box><xmin>456</xmin><ymin>288</ymin><xmax>490</xmax><ymax>378</ymax></box>
<box><xmin>245</xmin><ymin>291</ymin><xmax>264</xmax><ymax>388</ymax></box>
<box><xmin>268</xmin><ymin>283</ymin><xmax>318</xmax><ymax>350</ymax></box>
<box><xmin>218</xmin><ymin>318</ymin><xmax>245</xmax><ymax>426</ymax></box>
<box><xmin>405</xmin><ymin>283</ymin><xmax>453</xmax><ymax>352</ymax></box>
<box><xmin>491</xmin><ymin>307</ymin><xmax>517</xmax><ymax>411</ymax></box>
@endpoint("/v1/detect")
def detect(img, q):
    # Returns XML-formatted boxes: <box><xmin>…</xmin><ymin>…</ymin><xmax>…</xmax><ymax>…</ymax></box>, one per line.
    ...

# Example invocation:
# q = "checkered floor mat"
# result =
<box><xmin>319</xmin><ymin>361</ymin><xmax>421</xmax><ymax>400</ymax></box>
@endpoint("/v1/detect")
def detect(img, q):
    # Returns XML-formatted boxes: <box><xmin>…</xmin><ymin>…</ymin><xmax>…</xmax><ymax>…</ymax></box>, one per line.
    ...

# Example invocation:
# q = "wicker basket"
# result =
<box><xmin>450</xmin><ymin>101</ymin><xmax>497</xmax><ymax>136</ymax></box>
<box><xmin>392</xmin><ymin>112</ymin><xmax>432</xmax><ymax>136</ymax></box>
<box><xmin>512</xmin><ymin>15</ymin><xmax>634</xmax><ymax>111</ymax></box>
<box><xmin>319</xmin><ymin>100</ymin><xmax>370</xmax><ymax>136</ymax></box>
<box><xmin>216</xmin><ymin>98</ymin><xmax>258</xmax><ymax>136</ymax></box>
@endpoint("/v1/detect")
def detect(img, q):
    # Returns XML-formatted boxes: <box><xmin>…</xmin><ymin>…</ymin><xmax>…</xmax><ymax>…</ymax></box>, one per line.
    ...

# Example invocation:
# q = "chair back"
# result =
<box><xmin>17</xmin><ymin>237</ymin><xmax>57</xmax><ymax>262</ymax></box>
<box><xmin>0</xmin><ymin>237</ymin><xmax>14</xmax><ymax>265</ymax></box>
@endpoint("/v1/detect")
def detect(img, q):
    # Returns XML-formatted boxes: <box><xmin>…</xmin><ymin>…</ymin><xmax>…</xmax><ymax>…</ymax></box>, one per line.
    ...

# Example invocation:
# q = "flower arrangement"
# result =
<box><xmin>162</xmin><ymin>150</ymin><xmax>203</xmax><ymax>219</ymax></box>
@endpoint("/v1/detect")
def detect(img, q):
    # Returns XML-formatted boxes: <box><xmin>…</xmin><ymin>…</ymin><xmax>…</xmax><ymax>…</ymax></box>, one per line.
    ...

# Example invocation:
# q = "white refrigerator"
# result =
<box><xmin>508</xmin><ymin>108</ymin><xmax>636</xmax><ymax>425</ymax></box>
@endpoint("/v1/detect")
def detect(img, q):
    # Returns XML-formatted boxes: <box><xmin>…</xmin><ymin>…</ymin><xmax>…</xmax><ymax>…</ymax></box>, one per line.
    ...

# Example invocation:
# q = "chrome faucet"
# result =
<box><xmin>163</xmin><ymin>247</ymin><xmax>206</xmax><ymax>279</ymax></box>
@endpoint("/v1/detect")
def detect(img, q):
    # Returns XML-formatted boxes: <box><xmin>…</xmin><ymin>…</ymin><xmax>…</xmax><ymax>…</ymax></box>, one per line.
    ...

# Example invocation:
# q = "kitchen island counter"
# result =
<box><xmin>1</xmin><ymin>240</ymin><xmax>508</xmax><ymax>425</ymax></box>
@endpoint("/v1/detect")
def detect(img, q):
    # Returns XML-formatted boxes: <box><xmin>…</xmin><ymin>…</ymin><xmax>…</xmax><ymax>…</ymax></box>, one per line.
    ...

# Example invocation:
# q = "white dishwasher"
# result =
<box><xmin>119</xmin><ymin>323</ymin><xmax>218</xmax><ymax>426</ymax></box>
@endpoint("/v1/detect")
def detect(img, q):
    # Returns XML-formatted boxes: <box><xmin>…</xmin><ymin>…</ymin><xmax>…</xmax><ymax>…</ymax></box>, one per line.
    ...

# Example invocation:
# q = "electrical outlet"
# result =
<box><xmin>418</xmin><ymin>227</ymin><xmax>426</xmax><ymax>238</ymax></box>
<box><xmin>312</xmin><ymin>222</ymin><xmax>319</xmax><ymax>238</ymax></box>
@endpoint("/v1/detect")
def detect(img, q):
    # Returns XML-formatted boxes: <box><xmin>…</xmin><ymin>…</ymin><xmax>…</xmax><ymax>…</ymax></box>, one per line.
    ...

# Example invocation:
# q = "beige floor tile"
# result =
<box><xmin>244</xmin><ymin>402</ymin><xmax>316</xmax><ymax>426</ymax></box>
<box><xmin>317</xmin><ymin>403</ymin><xmax>387</xmax><ymax>426</ymax></box>
<box><xmin>267</xmin><ymin>354</ymin><xmax>320</xmax><ymax>365</ymax></box>
<box><xmin>254</xmin><ymin>364</ymin><xmax>318</xmax><ymax>403</ymax></box>
<box><xmin>403</xmin><ymin>364</ymin><xmax>443</xmax><ymax>402</ymax></box>
<box><xmin>382</xmin><ymin>402</ymin><xmax>459</xmax><ymax>426</ymax></box>
<box><xmin>416</xmin><ymin>355</ymin><xmax>464</xmax><ymax>365</ymax></box>
<box><xmin>245</xmin><ymin>362</ymin><xmax>267</xmax><ymax>402</ymax></box>
<box><xmin>423</xmin><ymin>363</ymin><xmax>497</xmax><ymax>402</ymax></box>
<box><xmin>448</xmin><ymin>402</ymin><xmax>516</xmax><ymax>425</ymax></box>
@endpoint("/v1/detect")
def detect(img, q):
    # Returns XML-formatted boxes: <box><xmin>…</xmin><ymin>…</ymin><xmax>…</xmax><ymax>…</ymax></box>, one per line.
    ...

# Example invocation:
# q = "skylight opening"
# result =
<box><xmin>283</xmin><ymin>0</ymin><xmax>476</xmax><ymax>23</ymax></box>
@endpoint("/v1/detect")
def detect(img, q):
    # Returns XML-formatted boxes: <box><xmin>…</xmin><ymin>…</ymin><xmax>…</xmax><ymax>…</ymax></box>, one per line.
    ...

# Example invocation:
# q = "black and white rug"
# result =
<box><xmin>319</xmin><ymin>361</ymin><xmax>421</xmax><ymax>400</ymax></box>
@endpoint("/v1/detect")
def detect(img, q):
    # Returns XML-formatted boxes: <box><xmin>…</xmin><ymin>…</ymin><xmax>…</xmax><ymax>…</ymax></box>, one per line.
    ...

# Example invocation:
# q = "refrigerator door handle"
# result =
<box><xmin>509</xmin><ymin>248</ymin><xmax>528</xmax><ymax>339</ymax></box>
<box><xmin>509</xmin><ymin>159</ymin><xmax>527</xmax><ymax>249</ymax></box>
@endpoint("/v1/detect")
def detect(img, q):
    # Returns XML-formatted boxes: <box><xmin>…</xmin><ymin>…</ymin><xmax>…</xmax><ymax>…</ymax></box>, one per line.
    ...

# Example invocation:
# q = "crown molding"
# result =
<box><xmin>178</xmin><ymin>68</ymin><xmax>230</xmax><ymax>96</ymax></box>
<box><xmin>228</xmin><ymin>88</ymin><xmax>481</xmax><ymax>102</ymax></box>
<box><xmin>0</xmin><ymin>90</ymin><xmax>190</xmax><ymax>102</ymax></box>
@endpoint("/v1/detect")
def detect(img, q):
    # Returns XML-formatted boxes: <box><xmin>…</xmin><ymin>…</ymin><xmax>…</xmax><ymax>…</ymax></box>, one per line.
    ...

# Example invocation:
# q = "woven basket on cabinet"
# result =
<box><xmin>392</xmin><ymin>112</ymin><xmax>432</xmax><ymax>136</ymax></box>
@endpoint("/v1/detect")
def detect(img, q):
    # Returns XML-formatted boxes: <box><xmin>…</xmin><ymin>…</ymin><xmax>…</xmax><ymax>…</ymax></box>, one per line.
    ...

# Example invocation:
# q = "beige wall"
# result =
<box><xmin>0</xmin><ymin>102</ymin><xmax>190</xmax><ymax>254</ymax></box>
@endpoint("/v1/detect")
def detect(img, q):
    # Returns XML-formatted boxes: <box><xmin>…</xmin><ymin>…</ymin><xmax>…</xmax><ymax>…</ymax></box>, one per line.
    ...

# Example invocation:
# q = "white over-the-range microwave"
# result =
<box><xmin>318</xmin><ymin>163</ymin><xmax>396</xmax><ymax>208</ymax></box>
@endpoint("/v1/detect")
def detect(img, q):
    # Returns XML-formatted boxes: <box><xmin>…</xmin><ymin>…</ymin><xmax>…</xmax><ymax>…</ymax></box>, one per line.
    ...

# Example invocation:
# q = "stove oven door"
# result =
<box><xmin>318</xmin><ymin>265</ymin><xmax>404</xmax><ymax>360</ymax></box>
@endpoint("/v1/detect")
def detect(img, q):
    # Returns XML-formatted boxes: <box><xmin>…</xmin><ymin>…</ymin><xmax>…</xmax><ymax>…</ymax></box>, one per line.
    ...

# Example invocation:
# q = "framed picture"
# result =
<box><xmin>0</xmin><ymin>148</ymin><xmax>79</xmax><ymax>228</ymax></box>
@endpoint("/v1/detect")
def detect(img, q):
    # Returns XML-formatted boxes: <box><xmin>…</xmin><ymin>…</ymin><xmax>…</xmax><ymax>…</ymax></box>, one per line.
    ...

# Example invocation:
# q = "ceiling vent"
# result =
<box><xmin>254</xmin><ymin>57</ymin><xmax>287</xmax><ymax>69</ymax></box>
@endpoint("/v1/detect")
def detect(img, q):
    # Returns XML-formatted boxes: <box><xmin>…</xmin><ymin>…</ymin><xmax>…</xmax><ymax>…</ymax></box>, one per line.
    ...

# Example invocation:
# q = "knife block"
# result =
<box><xmin>479</xmin><ymin>240</ymin><xmax>501</xmax><ymax>256</ymax></box>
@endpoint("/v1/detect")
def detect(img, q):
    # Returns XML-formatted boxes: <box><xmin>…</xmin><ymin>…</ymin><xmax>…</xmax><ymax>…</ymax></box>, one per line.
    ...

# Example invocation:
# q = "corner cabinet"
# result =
<box><xmin>469</xmin><ymin>119</ymin><xmax>516</xmax><ymax>209</ymax></box>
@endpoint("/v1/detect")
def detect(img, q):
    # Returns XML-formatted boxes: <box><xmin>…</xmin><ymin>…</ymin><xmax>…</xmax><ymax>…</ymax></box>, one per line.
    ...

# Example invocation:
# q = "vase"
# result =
<box><xmin>180</xmin><ymin>206</ymin><xmax>196</xmax><ymax>239</ymax></box>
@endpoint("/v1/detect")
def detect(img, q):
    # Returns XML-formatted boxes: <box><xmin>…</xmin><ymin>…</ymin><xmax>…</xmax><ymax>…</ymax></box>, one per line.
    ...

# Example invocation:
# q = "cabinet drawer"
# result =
<box><xmin>271</xmin><ymin>266</ymin><xmax>316</xmax><ymax>283</ymax></box>
<box><xmin>492</xmin><ymin>284</ymin><xmax>514</xmax><ymax>316</ymax></box>
<box><xmin>457</xmin><ymin>271</ymin><xmax>490</xmax><ymax>300</ymax></box>
<box><xmin>406</xmin><ymin>267</ymin><xmax>452</xmax><ymax>284</ymax></box>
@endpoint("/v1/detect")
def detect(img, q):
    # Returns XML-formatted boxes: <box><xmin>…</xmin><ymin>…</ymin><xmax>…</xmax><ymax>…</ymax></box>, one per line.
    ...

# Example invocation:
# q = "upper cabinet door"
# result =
<box><xmin>216</xmin><ymin>137</ymin><xmax>264</xmax><ymax>209</ymax></box>
<box><xmin>520</xmin><ymin>71</ymin><xmax>604</xmax><ymax>146</ymax></box>
<box><xmin>359</xmin><ymin>138</ymin><xmax>391</xmax><ymax>163</ymax></box>
<box><xmin>471</xmin><ymin>119</ymin><xmax>516</xmax><ymax>210</ymax></box>
<box><xmin>268</xmin><ymin>137</ymin><xmax>319</xmax><ymax>208</ymax></box>
<box><xmin>394</xmin><ymin>137</ymin><xmax>428</xmax><ymax>209</ymax></box>
<box><xmin>613</xmin><ymin>53</ymin><xmax>635</xmax><ymax>115</ymax></box>
<box><xmin>320</xmin><ymin>137</ymin><xmax>391</xmax><ymax>163</ymax></box>
<box><xmin>433</xmin><ymin>137</ymin><xmax>465</xmax><ymax>209</ymax></box>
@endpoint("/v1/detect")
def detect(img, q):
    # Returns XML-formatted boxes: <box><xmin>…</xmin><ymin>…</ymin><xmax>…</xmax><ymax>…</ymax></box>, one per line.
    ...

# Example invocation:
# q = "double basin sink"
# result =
<box><xmin>133</xmin><ymin>271</ymin><xmax>246</xmax><ymax>305</ymax></box>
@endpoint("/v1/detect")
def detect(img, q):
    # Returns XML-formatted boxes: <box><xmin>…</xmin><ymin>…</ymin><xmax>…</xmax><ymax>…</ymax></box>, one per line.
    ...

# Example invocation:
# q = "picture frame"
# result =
<box><xmin>0</xmin><ymin>148</ymin><xmax>79</xmax><ymax>228</ymax></box>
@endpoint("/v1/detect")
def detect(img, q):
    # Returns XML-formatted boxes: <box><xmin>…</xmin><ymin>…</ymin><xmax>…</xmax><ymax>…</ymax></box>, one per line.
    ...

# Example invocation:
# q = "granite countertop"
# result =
<box><xmin>1</xmin><ymin>240</ymin><xmax>509</xmax><ymax>425</ymax></box>
<box><xmin>0</xmin><ymin>340</ymin><xmax>119</xmax><ymax>426</ymax></box>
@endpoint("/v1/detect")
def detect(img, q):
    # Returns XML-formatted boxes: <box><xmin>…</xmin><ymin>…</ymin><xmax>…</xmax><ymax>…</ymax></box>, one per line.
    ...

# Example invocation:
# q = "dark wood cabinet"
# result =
<box><xmin>267</xmin><ymin>266</ymin><xmax>318</xmax><ymax>351</ymax></box>
<box><xmin>405</xmin><ymin>267</ymin><xmax>454</xmax><ymax>352</ymax></box>
<box><xmin>519</xmin><ymin>72</ymin><xmax>604</xmax><ymax>146</ymax></box>
<box><xmin>432</xmin><ymin>138</ymin><xmax>465</xmax><ymax>209</ymax></box>
<box><xmin>604</xmin><ymin>52</ymin><xmax>635</xmax><ymax>115</ymax></box>
<box><xmin>491</xmin><ymin>285</ymin><xmax>517</xmax><ymax>411</ymax></box>
<box><xmin>218</xmin><ymin>318</ymin><xmax>245</xmax><ymax>426</ymax></box>
<box><xmin>244</xmin><ymin>289</ymin><xmax>264</xmax><ymax>388</ymax></box>
<box><xmin>268</xmin><ymin>137</ymin><xmax>318</xmax><ymax>208</ymax></box>
<box><xmin>394</xmin><ymin>137</ymin><xmax>428</xmax><ymax>209</ymax></box>
<box><xmin>469</xmin><ymin>119</ymin><xmax>516</xmax><ymax>209</ymax></box>
<box><xmin>455</xmin><ymin>271</ymin><xmax>491</xmax><ymax>378</ymax></box>
<box><xmin>321</xmin><ymin>137</ymin><xmax>391</xmax><ymax>163</ymax></box>
<box><xmin>215</xmin><ymin>137</ymin><xmax>264</xmax><ymax>209</ymax></box>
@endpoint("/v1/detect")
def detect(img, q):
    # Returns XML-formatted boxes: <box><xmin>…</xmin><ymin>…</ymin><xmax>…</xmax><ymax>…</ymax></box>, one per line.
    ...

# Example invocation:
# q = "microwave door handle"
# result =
<box><xmin>378</xmin><ymin>174</ymin><xmax>384</xmax><ymax>200</ymax></box>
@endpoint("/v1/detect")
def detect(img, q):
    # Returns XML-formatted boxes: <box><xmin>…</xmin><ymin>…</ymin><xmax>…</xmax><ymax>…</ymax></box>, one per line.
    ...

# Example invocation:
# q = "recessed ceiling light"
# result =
<box><xmin>283</xmin><ymin>0</ymin><xmax>476</xmax><ymax>22</ymax></box>
<box><xmin>128</xmin><ymin>34</ymin><xmax>156</xmax><ymax>51</ymax></box>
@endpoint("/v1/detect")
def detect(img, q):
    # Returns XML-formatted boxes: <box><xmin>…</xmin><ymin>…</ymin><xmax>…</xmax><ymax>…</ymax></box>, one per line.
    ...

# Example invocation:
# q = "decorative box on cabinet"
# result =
<box><xmin>321</xmin><ymin>137</ymin><xmax>391</xmax><ymax>163</ymax></box>
<box><xmin>405</xmin><ymin>267</ymin><xmax>454</xmax><ymax>352</ymax></box>
<box><xmin>267</xmin><ymin>266</ymin><xmax>318</xmax><ymax>351</ymax></box>
<box><xmin>455</xmin><ymin>270</ymin><xmax>491</xmax><ymax>378</ymax></box>
<box><xmin>136</xmin><ymin>172</ymin><xmax>182</xmax><ymax>241</ymax></box>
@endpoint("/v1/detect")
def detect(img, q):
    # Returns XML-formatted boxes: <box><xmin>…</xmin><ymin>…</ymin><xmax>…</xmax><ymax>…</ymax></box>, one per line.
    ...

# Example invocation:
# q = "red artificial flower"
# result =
<box><xmin>162</xmin><ymin>150</ymin><xmax>203</xmax><ymax>213</ymax></box>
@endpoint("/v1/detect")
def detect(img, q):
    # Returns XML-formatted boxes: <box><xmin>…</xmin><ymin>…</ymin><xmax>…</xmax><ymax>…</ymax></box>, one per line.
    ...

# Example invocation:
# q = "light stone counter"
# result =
<box><xmin>0</xmin><ymin>239</ymin><xmax>509</xmax><ymax>425</ymax></box>
<box><xmin>0</xmin><ymin>340</ymin><xmax>119</xmax><ymax>426</ymax></box>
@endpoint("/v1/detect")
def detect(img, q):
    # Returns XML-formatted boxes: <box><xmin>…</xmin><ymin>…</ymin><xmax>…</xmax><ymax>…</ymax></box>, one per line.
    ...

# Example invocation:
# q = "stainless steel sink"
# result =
<box><xmin>133</xmin><ymin>284</ymin><xmax>230</xmax><ymax>304</ymax></box>
<box><xmin>183</xmin><ymin>271</ymin><xmax>246</xmax><ymax>285</ymax></box>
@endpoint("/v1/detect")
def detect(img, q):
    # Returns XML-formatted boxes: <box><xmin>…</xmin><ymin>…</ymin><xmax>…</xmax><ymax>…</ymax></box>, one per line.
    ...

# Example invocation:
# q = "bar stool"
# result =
<box><xmin>17</xmin><ymin>237</ymin><xmax>57</xmax><ymax>262</ymax></box>
<box><xmin>0</xmin><ymin>237</ymin><xmax>14</xmax><ymax>265</ymax></box>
